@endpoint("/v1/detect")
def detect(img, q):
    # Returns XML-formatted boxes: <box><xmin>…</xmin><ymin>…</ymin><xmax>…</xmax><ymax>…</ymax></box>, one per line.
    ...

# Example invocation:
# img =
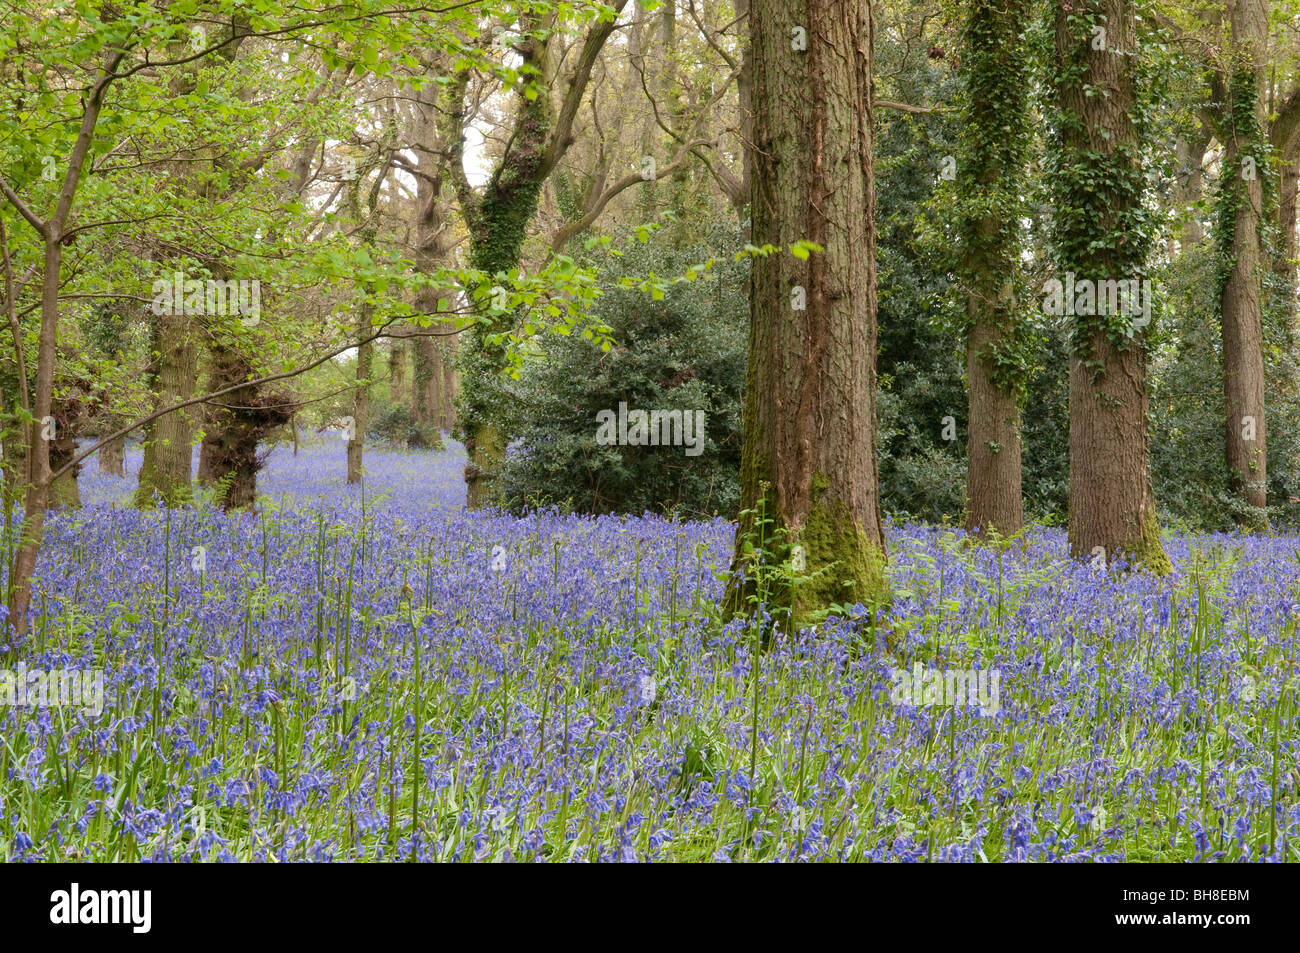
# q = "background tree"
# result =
<box><xmin>951</xmin><ymin>0</ymin><xmax>1035</xmax><ymax>537</ymax></box>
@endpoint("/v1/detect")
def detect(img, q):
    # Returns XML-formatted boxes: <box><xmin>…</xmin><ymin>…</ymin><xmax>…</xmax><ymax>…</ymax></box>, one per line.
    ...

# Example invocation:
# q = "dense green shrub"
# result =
<box><xmin>502</xmin><ymin>227</ymin><xmax>745</xmax><ymax>517</ymax></box>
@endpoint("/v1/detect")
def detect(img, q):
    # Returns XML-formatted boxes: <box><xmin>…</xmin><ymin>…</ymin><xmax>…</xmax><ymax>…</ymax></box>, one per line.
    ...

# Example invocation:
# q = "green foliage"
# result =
<box><xmin>501</xmin><ymin>227</ymin><xmax>745</xmax><ymax>517</ymax></box>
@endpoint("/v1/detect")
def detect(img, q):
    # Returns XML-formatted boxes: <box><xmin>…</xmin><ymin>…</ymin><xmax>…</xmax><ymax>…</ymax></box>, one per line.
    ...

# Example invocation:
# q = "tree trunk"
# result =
<box><xmin>47</xmin><ymin>424</ymin><xmax>81</xmax><ymax>509</ymax></box>
<box><xmin>389</xmin><ymin>338</ymin><xmax>408</xmax><ymax>407</ymax></box>
<box><xmin>412</xmin><ymin>335</ymin><xmax>438</xmax><ymax>447</ymax></box>
<box><xmin>1053</xmin><ymin>0</ymin><xmax>1171</xmax><ymax>572</ymax></box>
<box><xmin>197</xmin><ymin>342</ymin><xmax>294</xmax><ymax>510</ymax></box>
<box><xmin>1279</xmin><ymin>148</ymin><xmax>1299</xmax><ymax>276</ymax></box>
<box><xmin>8</xmin><ymin>53</ymin><xmax>117</xmax><ymax>641</ymax></box>
<box><xmin>410</xmin><ymin>70</ymin><xmax>453</xmax><ymax>452</ymax></box>
<box><xmin>1173</xmin><ymin>133</ymin><xmax>1209</xmax><ymax>250</ymax></box>
<box><xmin>440</xmin><ymin>342</ymin><xmax>457</xmax><ymax>432</ymax></box>
<box><xmin>347</xmin><ymin>304</ymin><xmax>373</xmax><ymax>484</ymax></box>
<box><xmin>196</xmin><ymin>408</ymin><xmax>216</xmax><ymax>485</ymax></box>
<box><xmin>735</xmin><ymin>0</ymin><xmax>752</xmax><ymax>232</ymax></box>
<box><xmin>97</xmin><ymin>434</ymin><xmax>125</xmax><ymax>476</ymax></box>
<box><xmin>134</xmin><ymin>309</ymin><xmax>197</xmax><ymax>508</ymax></box>
<box><xmin>958</xmin><ymin>0</ymin><xmax>1031</xmax><ymax>538</ymax></box>
<box><xmin>965</xmin><ymin>323</ymin><xmax>1023</xmax><ymax>535</ymax></box>
<box><xmin>1219</xmin><ymin>0</ymin><xmax>1269</xmax><ymax>523</ymax></box>
<box><xmin>457</xmin><ymin>13</ymin><xmax>556</xmax><ymax>509</ymax></box>
<box><xmin>724</xmin><ymin>0</ymin><xmax>888</xmax><ymax>628</ymax></box>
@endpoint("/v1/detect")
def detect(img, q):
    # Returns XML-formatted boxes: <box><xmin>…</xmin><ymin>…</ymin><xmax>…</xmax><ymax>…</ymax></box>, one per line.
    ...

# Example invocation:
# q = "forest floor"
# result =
<box><xmin>2</xmin><ymin>440</ymin><xmax>1297</xmax><ymax>861</ymax></box>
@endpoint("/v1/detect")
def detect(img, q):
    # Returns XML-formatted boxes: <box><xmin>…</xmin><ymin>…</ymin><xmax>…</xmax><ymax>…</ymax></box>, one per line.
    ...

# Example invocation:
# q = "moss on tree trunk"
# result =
<box><xmin>724</xmin><ymin>0</ymin><xmax>889</xmax><ymax>632</ymax></box>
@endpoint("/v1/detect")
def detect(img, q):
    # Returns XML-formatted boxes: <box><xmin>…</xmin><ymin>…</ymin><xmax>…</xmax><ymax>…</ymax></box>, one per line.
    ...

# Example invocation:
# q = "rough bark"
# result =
<box><xmin>410</xmin><ymin>67</ymin><xmax>453</xmax><ymax>451</ymax></box>
<box><xmin>965</xmin><ymin>323</ymin><xmax>1023</xmax><ymax>535</ymax></box>
<box><xmin>1053</xmin><ymin>0</ymin><xmax>1171</xmax><ymax>572</ymax></box>
<box><xmin>724</xmin><ymin>0</ymin><xmax>888</xmax><ymax>628</ymax></box>
<box><xmin>1219</xmin><ymin>0</ymin><xmax>1269</xmax><ymax>522</ymax></box>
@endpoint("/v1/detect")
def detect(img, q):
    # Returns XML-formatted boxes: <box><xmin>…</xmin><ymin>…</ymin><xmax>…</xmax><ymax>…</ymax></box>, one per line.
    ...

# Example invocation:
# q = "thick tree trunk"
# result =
<box><xmin>1068</xmin><ymin>331</ymin><xmax>1165</xmax><ymax>569</ymax></box>
<box><xmin>97</xmin><ymin>434</ymin><xmax>125</xmax><ymax>476</ymax></box>
<box><xmin>134</xmin><ymin>310</ymin><xmax>197</xmax><ymax>508</ymax></box>
<box><xmin>724</xmin><ymin>0</ymin><xmax>888</xmax><ymax>628</ymax></box>
<box><xmin>735</xmin><ymin>0</ymin><xmax>752</xmax><ymax>232</ymax></box>
<box><xmin>958</xmin><ymin>0</ymin><xmax>1030</xmax><ymax>538</ymax></box>
<box><xmin>1053</xmin><ymin>0</ymin><xmax>1171</xmax><ymax>572</ymax></box>
<box><xmin>1219</xmin><ymin>0</ymin><xmax>1269</xmax><ymax>523</ymax></box>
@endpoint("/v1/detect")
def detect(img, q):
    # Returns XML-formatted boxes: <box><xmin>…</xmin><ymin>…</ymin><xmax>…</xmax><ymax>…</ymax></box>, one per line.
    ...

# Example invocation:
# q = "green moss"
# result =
<box><xmin>1127</xmin><ymin>509</ymin><xmax>1173</xmax><ymax>575</ymax></box>
<box><xmin>465</xmin><ymin>421</ymin><xmax>505</xmax><ymax>510</ymax></box>
<box><xmin>724</xmin><ymin>468</ymin><xmax>890</xmax><ymax>630</ymax></box>
<box><xmin>793</xmin><ymin>474</ymin><xmax>890</xmax><ymax>625</ymax></box>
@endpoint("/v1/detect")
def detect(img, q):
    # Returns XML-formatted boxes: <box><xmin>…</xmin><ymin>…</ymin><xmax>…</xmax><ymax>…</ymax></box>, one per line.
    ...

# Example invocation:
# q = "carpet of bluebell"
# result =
<box><xmin>2</xmin><ymin>439</ymin><xmax>1297</xmax><ymax>861</ymax></box>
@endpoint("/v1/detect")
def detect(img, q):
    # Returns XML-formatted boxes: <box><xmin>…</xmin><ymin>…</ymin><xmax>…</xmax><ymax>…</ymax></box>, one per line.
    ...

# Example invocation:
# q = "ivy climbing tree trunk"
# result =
<box><xmin>448</xmin><ymin>3</ymin><xmax>629</xmax><ymax>508</ymax></box>
<box><xmin>955</xmin><ymin>0</ymin><xmax>1032</xmax><ymax>539</ymax></box>
<box><xmin>1052</xmin><ymin>0</ymin><xmax>1171</xmax><ymax>572</ymax></box>
<box><xmin>456</xmin><ymin>14</ymin><xmax>553</xmax><ymax>508</ymax></box>
<box><xmin>1217</xmin><ymin>0</ymin><xmax>1269</xmax><ymax>523</ymax></box>
<box><xmin>723</xmin><ymin>0</ymin><xmax>888</xmax><ymax>628</ymax></box>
